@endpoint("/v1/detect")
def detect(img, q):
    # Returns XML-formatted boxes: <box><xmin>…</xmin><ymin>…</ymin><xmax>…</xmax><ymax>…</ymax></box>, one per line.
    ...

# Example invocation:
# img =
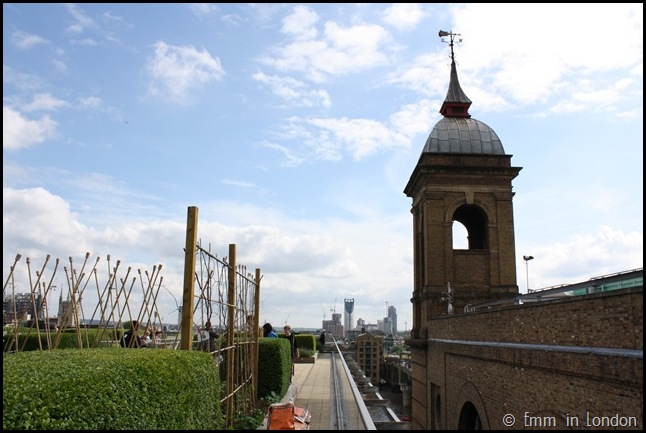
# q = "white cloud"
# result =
<box><xmin>453</xmin><ymin>3</ymin><xmax>643</xmax><ymax>109</ymax></box>
<box><xmin>387</xmin><ymin>4</ymin><xmax>643</xmax><ymax>115</ymax></box>
<box><xmin>260</xmin><ymin>5</ymin><xmax>392</xmax><ymax>82</ymax></box>
<box><xmin>3</xmin><ymin>66</ymin><xmax>46</xmax><ymax>91</ymax></box>
<box><xmin>3</xmin><ymin>107</ymin><xmax>57</xmax><ymax>151</ymax></box>
<box><xmin>261</xmin><ymin>141</ymin><xmax>305</xmax><ymax>167</ymax></box>
<box><xmin>220</xmin><ymin>179</ymin><xmax>255</xmax><ymax>188</ymax></box>
<box><xmin>2</xmin><ymin>187</ymin><xmax>92</xmax><ymax>254</ymax></box>
<box><xmin>65</xmin><ymin>24</ymin><xmax>84</xmax><ymax>34</ymax></box>
<box><xmin>274</xmin><ymin>105</ymin><xmax>426</xmax><ymax>163</ymax></box>
<box><xmin>64</xmin><ymin>3</ymin><xmax>97</xmax><ymax>33</ymax></box>
<box><xmin>12</xmin><ymin>31</ymin><xmax>49</xmax><ymax>49</ymax></box>
<box><xmin>188</xmin><ymin>3</ymin><xmax>220</xmax><ymax>17</ymax></box>
<box><xmin>521</xmin><ymin>226</ymin><xmax>643</xmax><ymax>291</ymax></box>
<box><xmin>381</xmin><ymin>3</ymin><xmax>425</xmax><ymax>31</ymax></box>
<box><xmin>384</xmin><ymin>52</ymin><xmax>451</xmax><ymax>97</ymax></box>
<box><xmin>22</xmin><ymin>93</ymin><xmax>69</xmax><ymax>112</ymax></box>
<box><xmin>146</xmin><ymin>41</ymin><xmax>226</xmax><ymax>104</ymax></box>
<box><xmin>307</xmin><ymin>117</ymin><xmax>409</xmax><ymax>160</ymax></box>
<box><xmin>252</xmin><ymin>71</ymin><xmax>331</xmax><ymax>108</ymax></box>
<box><xmin>281</xmin><ymin>4</ymin><xmax>319</xmax><ymax>40</ymax></box>
<box><xmin>52</xmin><ymin>59</ymin><xmax>69</xmax><ymax>75</ymax></box>
<box><xmin>389</xmin><ymin>99</ymin><xmax>438</xmax><ymax>139</ymax></box>
<box><xmin>78</xmin><ymin>96</ymin><xmax>103</xmax><ymax>109</ymax></box>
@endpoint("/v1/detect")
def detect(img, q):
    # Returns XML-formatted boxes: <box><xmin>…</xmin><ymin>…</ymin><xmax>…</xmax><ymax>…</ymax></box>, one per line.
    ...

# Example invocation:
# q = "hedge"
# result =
<box><xmin>3</xmin><ymin>348</ymin><xmax>224</xmax><ymax>430</ymax></box>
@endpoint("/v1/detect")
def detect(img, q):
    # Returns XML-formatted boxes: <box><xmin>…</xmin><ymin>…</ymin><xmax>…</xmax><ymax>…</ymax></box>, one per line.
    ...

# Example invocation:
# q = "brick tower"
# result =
<box><xmin>404</xmin><ymin>31</ymin><xmax>522</xmax><ymax>340</ymax></box>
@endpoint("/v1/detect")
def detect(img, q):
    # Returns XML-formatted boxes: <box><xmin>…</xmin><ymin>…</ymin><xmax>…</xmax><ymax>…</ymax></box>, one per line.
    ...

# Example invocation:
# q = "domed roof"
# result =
<box><xmin>423</xmin><ymin>117</ymin><xmax>505</xmax><ymax>155</ymax></box>
<box><xmin>423</xmin><ymin>30</ymin><xmax>506</xmax><ymax>156</ymax></box>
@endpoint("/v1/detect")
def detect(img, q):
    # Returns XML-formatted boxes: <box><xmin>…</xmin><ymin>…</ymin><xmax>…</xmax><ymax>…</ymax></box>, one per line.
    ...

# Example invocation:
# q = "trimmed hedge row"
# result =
<box><xmin>3</xmin><ymin>327</ymin><xmax>123</xmax><ymax>351</ymax></box>
<box><xmin>3</xmin><ymin>333</ymin><xmax>314</xmax><ymax>429</ymax></box>
<box><xmin>3</xmin><ymin>348</ymin><xmax>224</xmax><ymax>430</ymax></box>
<box><xmin>295</xmin><ymin>333</ymin><xmax>317</xmax><ymax>353</ymax></box>
<box><xmin>257</xmin><ymin>337</ymin><xmax>292</xmax><ymax>399</ymax></box>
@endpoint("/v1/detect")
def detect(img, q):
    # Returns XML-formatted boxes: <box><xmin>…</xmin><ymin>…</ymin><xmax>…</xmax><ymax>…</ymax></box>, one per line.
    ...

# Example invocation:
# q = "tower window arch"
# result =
<box><xmin>452</xmin><ymin>221</ymin><xmax>469</xmax><ymax>249</ymax></box>
<box><xmin>452</xmin><ymin>205</ymin><xmax>488</xmax><ymax>250</ymax></box>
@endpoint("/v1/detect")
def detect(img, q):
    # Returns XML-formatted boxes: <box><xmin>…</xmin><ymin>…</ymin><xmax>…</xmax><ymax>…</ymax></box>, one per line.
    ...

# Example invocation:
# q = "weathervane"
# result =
<box><xmin>439</xmin><ymin>30</ymin><xmax>463</xmax><ymax>64</ymax></box>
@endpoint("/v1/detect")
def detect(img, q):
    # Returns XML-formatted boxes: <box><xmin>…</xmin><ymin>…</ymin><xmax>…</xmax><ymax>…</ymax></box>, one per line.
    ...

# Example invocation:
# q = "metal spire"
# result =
<box><xmin>438</xmin><ymin>30</ymin><xmax>471</xmax><ymax>118</ymax></box>
<box><xmin>439</xmin><ymin>30</ymin><xmax>461</xmax><ymax>65</ymax></box>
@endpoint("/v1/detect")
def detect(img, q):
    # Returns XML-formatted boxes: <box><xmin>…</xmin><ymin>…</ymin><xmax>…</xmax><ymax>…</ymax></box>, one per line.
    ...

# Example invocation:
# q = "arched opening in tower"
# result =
<box><xmin>452</xmin><ymin>205</ymin><xmax>488</xmax><ymax>250</ymax></box>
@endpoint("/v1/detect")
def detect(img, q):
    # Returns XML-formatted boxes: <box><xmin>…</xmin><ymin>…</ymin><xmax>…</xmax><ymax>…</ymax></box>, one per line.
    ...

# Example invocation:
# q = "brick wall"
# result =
<box><xmin>430</xmin><ymin>287</ymin><xmax>642</xmax><ymax>349</ymax></box>
<box><xmin>424</xmin><ymin>288</ymin><xmax>643</xmax><ymax>430</ymax></box>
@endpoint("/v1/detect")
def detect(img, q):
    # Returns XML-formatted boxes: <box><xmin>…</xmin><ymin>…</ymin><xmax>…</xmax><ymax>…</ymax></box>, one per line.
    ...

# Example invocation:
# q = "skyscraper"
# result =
<box><xmin>344</xmin><ymin>298</ymin><xmax>354</xmax><ymax>332</ymax></box>
<box><xmin>387</xmin><ymin>305</ymin><xmax>397</xmax><ymax>334</ymax></box>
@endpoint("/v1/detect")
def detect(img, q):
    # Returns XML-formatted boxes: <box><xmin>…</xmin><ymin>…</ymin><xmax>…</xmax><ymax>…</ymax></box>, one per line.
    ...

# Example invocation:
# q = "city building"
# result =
<box><xmin>356</xmin><ymin>317</ymin><xmax>366</xmax><ymax>330</ymax></box>
<box><xmin>355</xmin><ymin>329</ymin><xmax>383</xmax><ymax>385</ymax></box>
<box><xmin>344</xmin><ymin>298</ymin><xmax>354</xmax><ymax>333</ymax></box>
<box><xmin>3</xmin><ymin>292</ymin><xmax>40</xmax><ymax>325</ymax></box>
<box><xmin>322</xmin><ymin>312</ymin><xmax>344</xmax><ymax>338</ymax></box>
<box><xmin>387</xmin><ymin>305</ymin><xmax>397</xmax><ymax>335</ymax></box>
<box><xmin>57</xmin><ymin>291</ymin><xmax>81</xmax><ymax>328</ymax></box>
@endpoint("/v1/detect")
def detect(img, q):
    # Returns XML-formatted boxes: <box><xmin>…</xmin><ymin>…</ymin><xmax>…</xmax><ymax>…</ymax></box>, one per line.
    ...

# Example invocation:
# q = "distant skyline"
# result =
<box><xmin>3</xmin><ymin>4</ymin><xmax>643</xmax><ymax>328</ymax></box>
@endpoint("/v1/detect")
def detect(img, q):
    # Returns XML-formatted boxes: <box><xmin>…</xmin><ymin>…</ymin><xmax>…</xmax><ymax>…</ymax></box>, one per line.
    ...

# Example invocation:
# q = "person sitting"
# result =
<box><xmin>142</xmin><ymin>330</ymin><xmax>152</xmax><ymax>347</ymax></box>
<box><xmin>121</xmin><ymin>320</ymin><xmax>143</xmax><ymax>348</ymax></box>
<box><xmin>262</xmin><ymin>322</ymin><xmax>278</xmax><ymax>338</ymax></box>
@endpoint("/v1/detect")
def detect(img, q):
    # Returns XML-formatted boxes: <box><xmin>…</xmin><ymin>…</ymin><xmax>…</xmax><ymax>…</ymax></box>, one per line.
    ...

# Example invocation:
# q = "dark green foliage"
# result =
<box><xmin>295</xmin><ymin>334</ymin><xmax>316</xmax><ymax>352</ymax></box>
<box><xmin>3</xmin><ymin>348</ymin><xmax>225</xmax><ymax>430</ymax></box>
<box><xmin>260</xmin><ymin>391</ymin><xmax>282</xmax><ymax>406</ymax></box>
<box><xmin>256</xmin><ymin>337</ymin><xmax>291</xmax><ymax>399</ymax></box>
<box><xmin>276</xmin><ymin>332</ymin><xmax>316</xmax><ymax>353</ymax></box>
<box><xmin>4</xmin><ymin>327</ymin><xmax>123</xmax><ymax>352</ymax></box>
<box><xmin>232</xmin><ymin>408</ymin><xmax>265</xmax><ymax>430</ymax></box>
<box><xmin>298</xmin><ymin>348</ymin><xmax>314</xmax><ymax>358</ymax></box>
<box><xmin>233</xmin><ymin>390</ymin><xmax>283</xmax><ymax>430</ymax></box>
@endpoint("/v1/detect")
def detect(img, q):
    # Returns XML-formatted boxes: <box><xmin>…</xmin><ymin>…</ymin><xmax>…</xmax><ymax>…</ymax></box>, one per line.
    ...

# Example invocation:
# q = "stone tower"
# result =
<box><xmin>404</xmin><ymin>31</ymin><xmax>521</xmax><ymax>340</ymax></box>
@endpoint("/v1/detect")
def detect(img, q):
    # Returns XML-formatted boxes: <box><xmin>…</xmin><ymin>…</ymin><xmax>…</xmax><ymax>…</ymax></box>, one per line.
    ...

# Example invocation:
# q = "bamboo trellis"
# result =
<box><xmin>3</xmin><ymin>244</ymin><xmax>262</xmax><ymax>429</ymax></box>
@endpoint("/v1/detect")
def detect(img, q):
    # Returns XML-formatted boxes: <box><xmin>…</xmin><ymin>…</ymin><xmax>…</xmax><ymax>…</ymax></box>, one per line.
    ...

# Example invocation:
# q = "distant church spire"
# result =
<box><xmin>438</xmin><ymin>30</ymin><xmax>472</xmax><ymax>118</ymax></box>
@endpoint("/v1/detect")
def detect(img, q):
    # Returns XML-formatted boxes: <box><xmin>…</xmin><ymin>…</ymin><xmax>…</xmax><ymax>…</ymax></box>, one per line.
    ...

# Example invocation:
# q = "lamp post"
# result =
<box><xmin>523</xmin><ymin>255</ymin><xmax>534</xmax><ymax>291</ymax></box>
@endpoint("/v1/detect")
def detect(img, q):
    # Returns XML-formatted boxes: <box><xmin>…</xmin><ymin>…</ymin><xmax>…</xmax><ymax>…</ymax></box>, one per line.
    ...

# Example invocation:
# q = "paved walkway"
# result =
<box><xmin>260</xmin><ymin>352</ymin><xmax>337</xmax><ymax>430</ymax></box>
<box><xmin>290</xmin><ymin>352</ymin><xmax>330</xmax><ymax>430</ymax></box>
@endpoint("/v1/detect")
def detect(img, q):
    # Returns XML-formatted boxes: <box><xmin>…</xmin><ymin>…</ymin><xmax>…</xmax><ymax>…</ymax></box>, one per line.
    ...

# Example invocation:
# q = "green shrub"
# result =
<box><xmin>3</xmin><ymin>348</ymin><xmax>224</xmax><ymax>430</ymax></box>
<box><xmin>232</xmin><ymin>408</ymin><xmax>265</xmax><ymax>430</ymax></box>
<box><xmin>3</xmin><ymin>327</ymin><xmax>123</xmax><ymax>352</ymax></box>
<box><xmin>275</xmin><ymin>333</ymin><xmax>317</xmax><ymax>354</ymax></box>
<box><xmin>295</xmin><ymin>333</ymin><xmax>316</xmax><ymax>353</ymax></box>
<box><xmin>298</xmin><ymin>348</ymin><xmax>314</xmax><ymax>358</ymax></box>
<box><xmin>257</xmin><ymin>337</ymin><xmax>291</xmax><ymax>399</ymax></box>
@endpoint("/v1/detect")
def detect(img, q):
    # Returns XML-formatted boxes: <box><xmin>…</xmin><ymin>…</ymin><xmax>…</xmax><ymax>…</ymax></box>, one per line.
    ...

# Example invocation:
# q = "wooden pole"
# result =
<box><xmin>253</xmin><ymin>267</ymin><xmax>261</xmax><ymax>404</ymax></box>
<box><xmin>180</xmin><ymin>206</ymin><xmax>198</xmax><ymax>350</ymax></box>
<box><xmin>226</xmin><ymin>244</ymin><xmax>236</xmax><ymax>427</ymax></box>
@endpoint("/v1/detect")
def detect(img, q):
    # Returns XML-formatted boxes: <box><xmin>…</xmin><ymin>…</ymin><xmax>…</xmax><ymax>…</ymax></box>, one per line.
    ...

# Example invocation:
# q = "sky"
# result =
<box><xmin>3</xmin><ymin>3</ymin><xmax>643</xmax><ymax>330</ymax></box>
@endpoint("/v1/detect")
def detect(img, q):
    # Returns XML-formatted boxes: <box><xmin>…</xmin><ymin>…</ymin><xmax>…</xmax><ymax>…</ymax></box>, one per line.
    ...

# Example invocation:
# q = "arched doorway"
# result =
<box><xmin>458</xmin><ymin>401</ymin><xmax>482</xmax><ymax>430</ymax></box>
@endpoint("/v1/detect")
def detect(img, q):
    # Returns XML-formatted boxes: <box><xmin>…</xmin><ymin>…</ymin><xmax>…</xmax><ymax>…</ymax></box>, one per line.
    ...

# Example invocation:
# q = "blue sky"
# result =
<box><xmin>3</xmin><ymin>3</ymin><xmax>643</xmax><ymax>330</ymax></box>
